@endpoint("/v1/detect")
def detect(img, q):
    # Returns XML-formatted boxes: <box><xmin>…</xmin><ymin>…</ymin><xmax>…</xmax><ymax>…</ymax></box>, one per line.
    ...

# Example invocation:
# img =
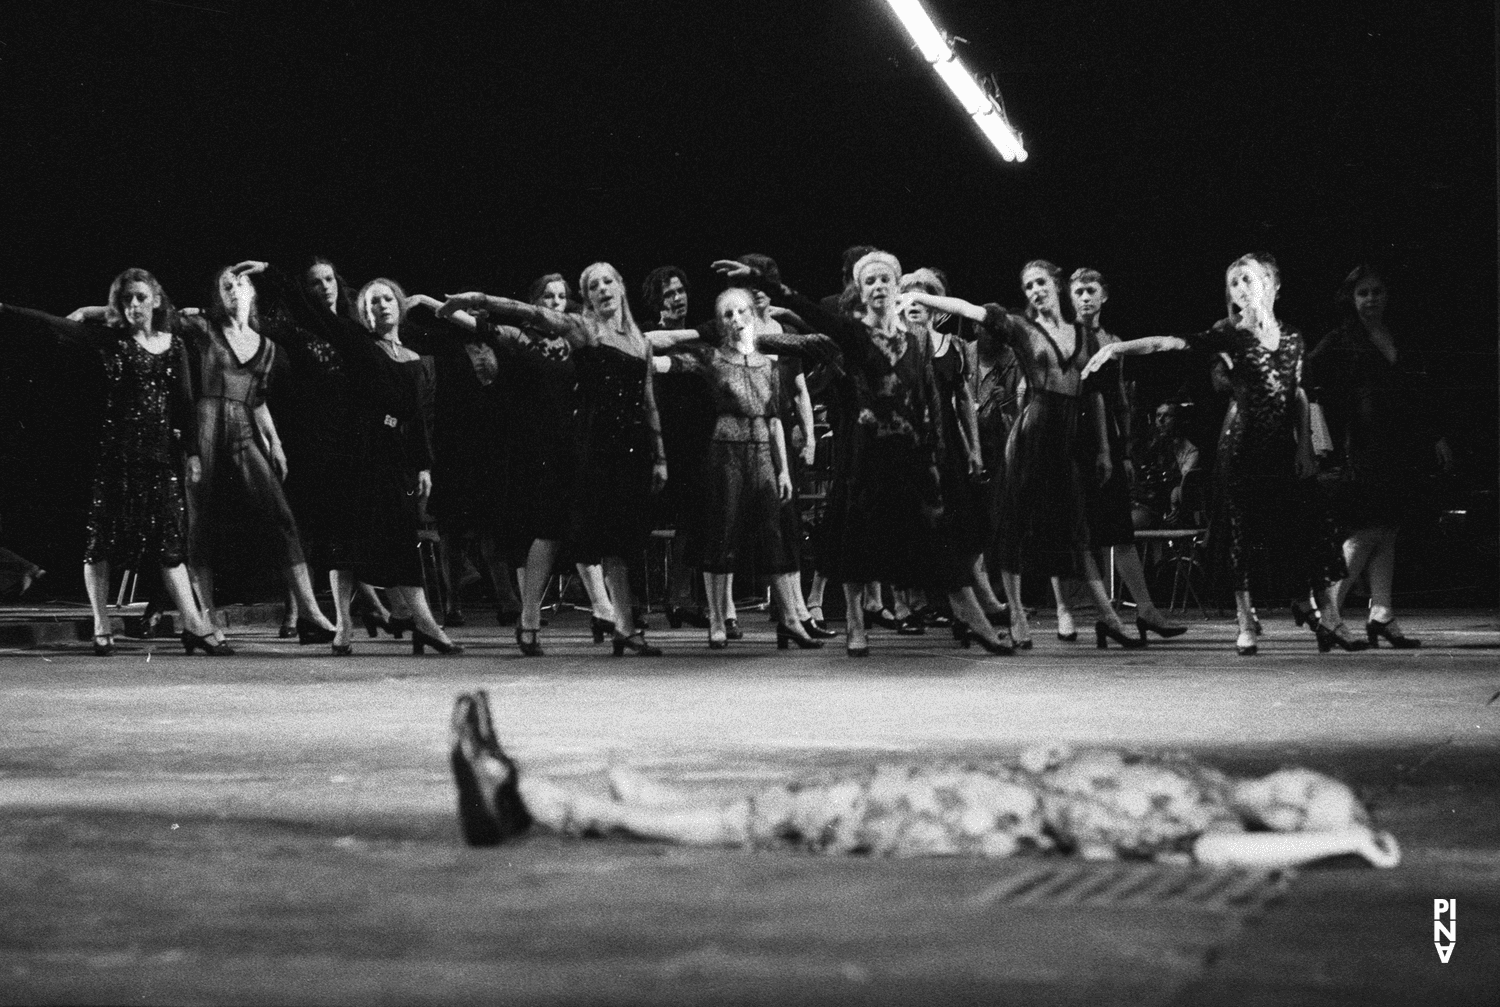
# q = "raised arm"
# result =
<box><xmin>0</xmin><ymin>303</ymin><xmax>113</xmax><ymax>351</ymax></box>
<box><xmin>1080</xmin><ymin>335</ymin><xmax>1190</xmax><ymax>380</ymax></box>
<box><xmin>441</xmin><ymin>292</ymin><xmax>589</xmax><ymax>348</ymax></box>
<box><xmin>711</xmin><ymin>258</ymin><xmax>866</xmax><ymax>359</ymax></box>
<box><xmin>904</xmin><ymin>291</ymin><xmax>987</xmax><ymax>324</ymax></box>
<box><xmin>647</xmin><ymin>322</ymin><xmax>715</xmax><ymax>353</ymax></box>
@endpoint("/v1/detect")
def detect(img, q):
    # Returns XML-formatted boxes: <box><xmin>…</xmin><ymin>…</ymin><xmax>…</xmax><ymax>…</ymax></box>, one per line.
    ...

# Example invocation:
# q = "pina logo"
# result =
<box><xmin>1433</xmin><ymin>899</ymin><xmax>1457</xmax><ymax>963</ymax></box>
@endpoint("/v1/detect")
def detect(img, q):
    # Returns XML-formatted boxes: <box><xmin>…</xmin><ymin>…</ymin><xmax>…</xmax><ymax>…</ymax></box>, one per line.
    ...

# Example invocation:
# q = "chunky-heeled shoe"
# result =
<box><xmin>613</xmin><ymin>631</ymin><xmax>662</xmax><ymax>657</ymax></box>
<box><xmin>723</xmin><ymin>618</ymin><xmax>743</xmax><ymax>641</ymax></box>
<box><xmin>1055</xmin><ymin>610</ymin><xmax>1078</xmax><ymax>642</ymax></box>
<box><xmin>956</xmin><ymin>623</ymin><xmax>1014</xmax><ymax>655</ymax></box>
<box><xmin>896</xmin><ymin>613</ymin><xmax>927</xmax><ymax>636</ymax></box>
<box><xmin>845</xmin><ymin>628</ymin><xmax>870</xmax><ymax>657</ymax></box>
<box><xmin>1289</xmin><ymin>600</ymin><xmax>1319</xmax><ymax>633</ymax></box>
<box><xmin>1367</xmin><ymin>619</ymin><xmax>1420</xmax><ymax>649</ymax></box>
<box><xmin>181</xmin><ymin>630</ymin><xmax>234</xmax><ymax>656</ymax></box>
<box><xmin>777</xmin><ymin>623</ymin><xmax>824</xmax><ymax>650</ymax></box>
<box><xmin>1136</xmin><ymin>616</ymin><xmax>1189</xmax><ymax>640</ymax></box>
<box><xmin>864</xmin><ymin>607</ymin><xmax>901</xmax><ymax>631</ymax></box>
<box><xmin>1236</xmin><ymin>630</ymin><xmax>1259</xmax><ymax>656</ymax></box>
<box><xmin>387</xmin><ymin>616</ymin><xmax>415</xmax><ymax>639</ymax></box>
<box><xmin>92</xmin><ymin>633</ymin><xmax>115</xmax><ymax>656</ymax></box>
<box><xmin>296</xmin><ymin>619</ymin><xmax>337</xmax><ymax>646</ymax></box>
<box><xmin>449</xmin><ymin>690</ymin><xmax>533</xmax><ymax>847</ymax></box>
<box><xmin>515</xmin><ymin>626</ymin><xmax>544</xmax><ymax>657</ymax></box>
<box><xmin>277</xmin><ymin>622</ymin><xmax>297</xmax><ymax>639</ymax></box>
<box><xmin>805</xmin><ymin>606</ymin><xmax>832</xmax><ymax>635</ymax></box>
<box><xmin>801</xmin><ymin>619</ymin><xmax>838</xmax><ymax>639</ymax></box>
<box><xmin>590</xmin><ymin>616</ymin><xmax>615</xmax><ymax>644</ymax></box>
<box><xmin>360</xmin><ymin>611</ymin><xmax>392</xmax><ymax>638</ymax></box>
<box><xmin>412</xmin><ymin>628</ymin><xmax>463</xmax><ymax>655</ymax></box>
<box><xmin>1095</xmin><ymin>620</ymin><xmax>1147</xmax><ymax>649</ymax></box>
<box><xmin>1316</xmin><ymin>622</ymin><xmax>1370</xmax><ymax>653</ymax></box>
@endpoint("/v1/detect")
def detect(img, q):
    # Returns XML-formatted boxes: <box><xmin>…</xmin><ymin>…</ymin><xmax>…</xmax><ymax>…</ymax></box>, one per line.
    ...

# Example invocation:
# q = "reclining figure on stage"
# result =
<box><xmin>449</xmin><ymin>691</ymin><xmax>1399</xmax><ymax>870</ymax></box>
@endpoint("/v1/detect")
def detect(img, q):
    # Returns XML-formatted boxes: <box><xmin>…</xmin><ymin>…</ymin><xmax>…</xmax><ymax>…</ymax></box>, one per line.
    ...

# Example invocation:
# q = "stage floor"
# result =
<box><xmin>2</xmin><ymin>611</ymin><xmax>1497</xmax><ymax>1005</ymax></box>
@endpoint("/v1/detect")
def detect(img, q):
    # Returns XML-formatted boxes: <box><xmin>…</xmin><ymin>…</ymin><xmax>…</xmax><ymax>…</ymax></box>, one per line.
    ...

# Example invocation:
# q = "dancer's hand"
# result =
<box><xmin>66</xmin><ymin>305</ymin><xmax>109</xmax><ymax>322</ymax></box>
<box><xmin>1095</xmin><ymin>452</ymin><xmax>1113</xmax><ymax>485</ymax></box>
<box><xmin>1080</xmin><ymin>342</ymin><xmax>1118</xmax><ymax>379</ymax></box>
<box><xmin>185</xmin><ymin>455</ymin><xmax>202</xmax><ymax>485</ymax></box>
<box><xmin>406</xmin><ymin>294</ymin><xmax>442</xmax><ymax>312</ymax></box>
<box><xmin>801</xmin><ymin>440</ymin><xmax>817</xmax><ymax>467</ymax></box>
<box><xmin>711</xmin><ymin>260</ymin><xmax>755</xmax><ymax>283</ymax></box>
<box><xmin>968</xmin><ymin>450</ymin><xmax>985</xmax><ymax>480</ymax></box>
<box><xmin>231</xmin><ymin>260</ymin><xmax>269</xmax><ymax>276</ymax></box>
<box><xmin>416</xmin><ymin>469</ymin><xmax>432</xmax><ymax>502</ymax></box>
<box><xmin>271</xmin><ymin>444</ymin><xmax>289</xmax><ymax>481</ymax></box>
<box><xmin>777</xmin><ymin>471</ymin><xmax>793</xmax><ymax>503</ymax></box>
<box><xmin>442</xmin><ymin>292</ymin><xmax>490</xmax><ymax>314</ymax></box>
<box><xmin>651</xmin><ymin>460</ymin><xmax>668</xmax><ymax>495</ymax></box>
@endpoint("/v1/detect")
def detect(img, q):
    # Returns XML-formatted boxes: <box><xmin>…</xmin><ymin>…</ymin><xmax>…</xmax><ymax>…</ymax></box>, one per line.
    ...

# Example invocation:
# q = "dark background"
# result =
<box><xmin>2</xmin><ymin>0</ymin><xmax>1495</xmax><ymax>601</ymax></box>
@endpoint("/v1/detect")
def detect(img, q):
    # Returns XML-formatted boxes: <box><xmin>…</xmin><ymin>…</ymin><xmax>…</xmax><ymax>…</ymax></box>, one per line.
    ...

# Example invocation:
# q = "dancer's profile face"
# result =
<box><xmin>367</xmin><ymin>284</ymin><xmax>401</xmax><ymax>332</ymax></box>
<box><xmin>1227</xmin><ymin>263</ymin><xmax>1273</xmax><ymax>312</ymax></box>
<box><xmin>1069</xmin><ymin>280</ymin><xmax>1106</xmax><ymax>322</ymax></box>
<box><xmin>537</xmin><ymin>280</ymin><xmax>569</xmax><ymax>312</ymax></box>
<box><xmin>218</xmin><ymin>270</ymin><xmax>255</xmax><ymax>318</ymax></box>
<box><xmin>586</xmin><ymin>269</ymin><xmax>621</xmax><ymax>317</ymax></box>
<box><xmin>119</xmin><ymin>281</ymin><xmax>158</xmax><ymax>332</ymax></box>
<box><xmin>717</xmin><ymin>289</ymin><xmax>756</xmax><ymax>341</ymax></box>
<box><xmin>659</xmin><ymin>277</ymin><xmax>688</xmax><ymax>322</ymax></box>
<box><xmin>1352</xmin><ymin>276</ymin><xmax>1387</xmax><ymax>321</ymax></box>
<box><xmin>305</xmin><ymin>263</ymin><xmax>339</xmax><ymax>311</ymax></box>
<box><xmin>859</xmin><ymin>265</ymin><xmax>895</xmax><ymax>312</ymax></box>
<box><xmin>750</xmin><ymin>288</ymin><xmax>771</xmax><ymax>315</ymax></box>
<box><xmin>1022</xmin><ymin>268</ymin><xmax>1059</xmax><ymax>313</ymax></box>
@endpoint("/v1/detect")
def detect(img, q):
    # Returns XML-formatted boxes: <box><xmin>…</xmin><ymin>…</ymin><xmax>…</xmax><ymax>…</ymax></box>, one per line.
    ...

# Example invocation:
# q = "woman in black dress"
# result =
<box><xmin>713</xmin><ymin>252</ymin><xmax>1012</xmax><ymax>656</ymax></box>
<box><xmin>443</xmin><ymin>261</ymin><xmax>669</xmax><ymax>657</ymax></box>
<box><xmin>909</xmin><ymin>263</ymin><xmax>1144</xmax><ymax>650</ymax></box>
<box><xmin>1083</xmin><ymin>253</ymin><xmax>1349</xmax><ymax>655</ymax></box>
<box><xmin>0</xmin><ymin>271</ymin><xmax>225</xmax><ymax>655</ymax></box>
<box><xmin>1306</xmin><ymin>265</ymin><xmax>1453</xmax><ymax>647</ymax></box>
<box><xmin>179</xmin><ymin>265</ymin><xmax>338</xmax><ymax>644</ymax></box>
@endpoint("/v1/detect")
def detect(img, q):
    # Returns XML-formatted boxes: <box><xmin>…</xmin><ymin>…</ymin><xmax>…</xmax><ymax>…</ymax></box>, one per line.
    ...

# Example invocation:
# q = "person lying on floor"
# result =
<box><xmin>448</xmin><ymin>691</ymin><xmax>1399</xmax><ymax>870</ymax></box>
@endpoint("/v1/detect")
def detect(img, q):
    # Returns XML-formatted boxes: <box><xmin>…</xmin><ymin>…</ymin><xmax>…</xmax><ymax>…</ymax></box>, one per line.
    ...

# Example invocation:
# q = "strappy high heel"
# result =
<box><xmin>612</xmin><ymin>631</ymin><xmax>661</xmax><ymax>657</ymax></box>
<box><xmin>1316</xmin><ymin>622</ymin><xmax>1369</xmax><ymax>653</ymax></box>
<box><xmin>1367</xmin><ymin>619</ymin><xmax>1420</xmax><ymax>649</ymax></box>
<box><xmin>777</xmin><ymin>623</ymin><xmax>823</xmax><ymax>650</ymax></box>
<box><xmin>1095</xmin><ymin>620</ymin><xmax>1147</xmax><ymax>650</ymax></box>
<box><xmin>515</xmin><ymin>625</ymin><xmax>544</xmax><ymax>657</ymax></box>
<box><xmin>1290</xmin><ymin>600</ymin><xmax>1320</xmax><ymax>633</ymax></box>
<box><xmin>412</xmin><ymin>628</ymin><xmax>463</xmax><ymax>655</ymax></box>
<box><xmin>590</xmin><ymin>616</ymin><xmax>615</xmax><ymax>644</ymax></box>
<box><xmin>181</xmin><ymin>630</ymin><xmax>234</xmax><ymax>656</ymax></box>
<box><xmin>360</xmin><ymin>611</ymin><xmax>392</xmax><ymax>638</ymax></box>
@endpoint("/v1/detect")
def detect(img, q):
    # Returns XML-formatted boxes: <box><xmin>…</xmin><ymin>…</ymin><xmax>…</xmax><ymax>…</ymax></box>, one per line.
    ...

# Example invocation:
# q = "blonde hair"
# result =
<box><xmin>1224</xmin><ymin>253</ymin><xmax>1280</xmax><ymax>335</ymax></box>
<box><xmin>355</xmin><ymin>277</ymin><xmax>409</xmax><ymax>331</ymax></box>
<box><xmin>105</xmin><ymin>268</ymin><xmax>173</xmax><ymax>330</ymax></box>
<box><xmin>578</xmin><ymin>262</ymin><xmax>642</xmax><ymax>342</ymax></box>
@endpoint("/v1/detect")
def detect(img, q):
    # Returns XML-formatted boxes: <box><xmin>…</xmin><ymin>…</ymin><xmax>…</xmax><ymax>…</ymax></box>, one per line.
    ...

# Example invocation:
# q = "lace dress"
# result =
<box><xmin>1</xmin><ymin>306</ymin><xmax>196</xmax><ymax>568</ymax></box>
<box><xmin>663</xmin><ymin>345</ymin><xmax>794</xmax><ymax>575</ymax></box>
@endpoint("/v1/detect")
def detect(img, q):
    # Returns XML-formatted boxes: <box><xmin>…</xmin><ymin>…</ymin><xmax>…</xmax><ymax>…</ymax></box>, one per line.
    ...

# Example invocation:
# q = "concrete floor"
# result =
<box><xmin>1</xmin><ymin>610</ymin><xmax>1497</xmax><ymax>1005</ymax></box>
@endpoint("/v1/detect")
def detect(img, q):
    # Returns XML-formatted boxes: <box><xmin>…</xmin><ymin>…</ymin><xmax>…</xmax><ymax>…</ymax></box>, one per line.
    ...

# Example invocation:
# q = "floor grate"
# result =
<box><xmin>968</xmin><ymin>862</ymin><xmax>1294</xmax><ymax>912</ymax></box>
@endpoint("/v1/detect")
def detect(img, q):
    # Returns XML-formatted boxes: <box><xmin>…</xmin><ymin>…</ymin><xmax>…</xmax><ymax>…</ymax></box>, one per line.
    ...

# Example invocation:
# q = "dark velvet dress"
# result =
<box><xmin>478</xmin><ymin>319</ymin><xmax>579</xmax><ymax>564</ymax></box>
<box><xmin>1306</xmin><ymin>324</ymin><xmax>1443</xmax><ymax>531</ymax></box>
<box><xmin>178</xmin><ymin>315</ymin><xmax>306</xmax><ymax>569</ymax></box>
<box><xmin>765</xmin><ymin>290</ymin><xmax>949</xmax><ymax>589</ymax></box>
<box><xmin>982</xmin><ymin>305</ymin><xmax>1092</xmax><ymax>578</ymax></box>
<box><xmin>1081</xmin><ymin>325</ymin><xmax>1139</xmax><ymax>549</ymax></box>
<box><xmin>663</xmin><ymin>344</ymin><xmax>795</xmax><ymax>575</ymax></box>
<box><xmin>928</xmin><ymin>335</ymin><xmax>991</xmax><ymax>569</ymax></box>
<box><xmin>2</xmin><ymin>306</ymin><xmax>196</xmax><ymax>568</ymax></box>
<box><xmin>1183</xmin><ymin>320</ymin><xmax>1345</xmax><ymax>598</ymax></box>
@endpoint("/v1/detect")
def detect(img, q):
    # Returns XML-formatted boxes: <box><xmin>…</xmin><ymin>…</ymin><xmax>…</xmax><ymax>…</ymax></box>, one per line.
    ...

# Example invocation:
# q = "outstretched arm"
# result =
<box><xmin>1080</xmin><ymin>335</ymin><xmax>1189</xmax><ymax>379</ymax></box>
<box><xmin>442</xmin><ymin>293</ymin><xmax>588</xmax><ymax>348</ymax></box>
<box><xmin>0</xmin><ymin>303</ymin><xmax>111</xmax><ymax>350</ymax></box>
<box><xmin>904</xmin><ymin>291</ymin><xmax>988</xmax><ymax>324</ymax></box>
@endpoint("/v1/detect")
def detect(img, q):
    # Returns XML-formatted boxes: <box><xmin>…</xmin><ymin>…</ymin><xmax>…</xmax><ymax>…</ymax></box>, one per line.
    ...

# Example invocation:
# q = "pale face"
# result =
<box><xmin>659</xmin><ymin>276</ymin><xmax>688</xmax><ymax>323</ymax></box>
<box><xmin>586</xmin><ymin>269</ymin><xmax>621</xmax><ymax>318</ymax></box>
<box><xmin>1352</xmin><ymin>276</ymin><xmax>1388</xmax><ymax>321</ymax></box>
<box><xmin>1227</xmin><ymin>263</ymin><xmax>1275</xmax><ymax>312</ymax></box>
<box><xmin>1069</xmin><ymin>280</ymin><xmax>1107</xmax><ymax>323</ymax></box>
<box><xmin>859</xmin><ymin>265</ymin><xmax>896</xmax><ymax>314</ymax></box>
<box><xmin>367</xmin><ymin>284</ymin><xmax>401</xmax><ymax>332</ymax></box>
<box><xmin>305</xmin><ymin>262</ymin><xmax>339</xmax><ymax>312</ymax></box>
<box><xmin>218</xmin><ymin>269</ymin><xmax>255</xmax><ymax>318</ymax></box>
<box><xmin>717</xmin><ymin>290</ymin><xmax>756</xmax><ymax>342</ymax></box>
<box><xmin>537</xmin><ymin>279</ymin><xmax>569</xmax><ymax>312</ymax></box>
<box><xmin>118</xmin><ymin>281</ymin><xmax>159</xmax><ymax>332</ymax></box>
<box><xmin>1022</xmin><ymin>267</ymin><xmax>1060</xmax><ymax>315</ymax></box>
<box><xmin>901</xmin><ymin>292</ymin><xmax>931</xmax><ymax>329</ymax></box>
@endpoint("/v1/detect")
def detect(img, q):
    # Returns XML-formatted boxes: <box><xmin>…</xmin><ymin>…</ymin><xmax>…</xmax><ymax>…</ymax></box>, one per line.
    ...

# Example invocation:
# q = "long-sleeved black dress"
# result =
<box><xmin>2</xmin><ymin>306</ymin><xmax>196</xmax><ymax>569</ymax></box>
<box><xmin>1081</xmin><ymin>324</ymin><xmax>1140</xmax><ymax>550</ymax></box>
<box><xmin>961</xmin><ymin>327</ymin><xmax>1023</xmax><ymax>576</ymax></box>
<box><xmin>1182</xmin><ymin>320</ymin><xmax>1344</xmax><ymax>598</ymax></box>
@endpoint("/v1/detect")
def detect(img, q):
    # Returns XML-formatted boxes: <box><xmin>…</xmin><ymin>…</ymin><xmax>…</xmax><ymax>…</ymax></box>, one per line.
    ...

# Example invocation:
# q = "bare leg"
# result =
<box><xmin>1050</xmin><ymin>577</ymin><xmax>1076</xmax><ymax>638</ymax></box>
<box><xmin>330</xmin><ymin>569</ymin><xmax>358</xmax><ymax>648</ymax></box>
<box><xmin>358</xmin><ymin>582</ymin><xmax>391</xmax><ymax>622</ymax></box>
<box><xmin>1081</xmin><ymin>554</ymin><xmax>1126</xmax><ymax>633</ymax></box>
<box><xmin>1365</xmin><ymin>527</ymin><xmax>1398</xmax><ymax>623</ymax></box>
<box><xmin>704</xmin><ymin>571</ymin><xmax>728</xmax><ymax>644</ymax></box>
<box><xmin>844</xmin><ymin>581</ymin><xmax>868</xmax><ymax>652</ymax></box>
<box><xmin>281</xmin><ymin>586</ymin><xmax>299</xmax><ymax>633</ymax></box>
<box><xmin>283</xmin><ymin>562</ymin><xmax>335</xmax><ymax>630</ymax></box>
<box><xmin>807</xmin><ymin>571</ymin><xmax>827</xmax><ymax>616</ymax></box>
<box><xmin>519</xmin><ymin>778</ymin><xmax>751</xmax><ymax>847</ymax></box>
<box><xmin>999</xmin><ymin>569</ymin><xmax>1029</xmax><ymax>645</ymax></box>
<box><xmin>970</xmin><ymin>554</ymin><xmax>1006</xmax><ymax>614</ymax></box>
<box><xmin>1331</xmin><ymin>526</ymin><xmax>1379</xmax><ymax>627</ymax></box>
<box><xmin>191</xmin><ymin>563</ymin><xmax>216</xmax><ymax>633</ymax></box>
<box><xmin>778</xmin><ymin>571</ymin><xmax>813</xmax><ymax>622</ymax></box>
<box><xmin>161</xmin><ymin>563</ymin><xmax>214</xmax><ymax>637</ymax></box>
<box><xmin>602</xmin><ymin>558</ymin><xmax>636</xmax><ymax>632</ymax></box>
<box><xmin>1234</xmin><ymin>590</ymin><xmax>1256</xmax><ymax>651</ymax></box>
<box><xmin>520</xmin><ymin>538</ymin><xmax>559</xmax><ymax>631</ymax></box>
<box><xmin>947</xmin><ymin>587</ymin><xmax>1007</xmax><ymax>648</ymax></box>
<box><xmin>388</xmin><ymin>584</ymin><xmax>451</xmax><ymax>643</ymax></box>
<box><xmin>1112</xmin><ymin>544</ymin><xmax>1179</xmax><ymax>628</ymax></box>
<box><xmin>724</xmin><ymin>572</ymin><xmax>738</xmax><ymax>623</ymax></box>
<box><xmin>576</xmin><ymin>563</ymin><xmax>616</xmax><ymax>623</ymax></box>
<box><xmin>83</xmin><ymin>561</ymin><xmax>112</xmax><ymax>638</ymax></box>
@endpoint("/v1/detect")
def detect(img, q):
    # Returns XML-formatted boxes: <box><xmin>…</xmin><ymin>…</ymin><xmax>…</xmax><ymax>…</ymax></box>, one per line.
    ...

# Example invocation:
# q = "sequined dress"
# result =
<box><xmin>1183</xmin><ymin>320</ymin><xmax>1345</xmax><ymax>597</ymax></box>
<box><xmin>2</xmin><ymin>306</ymin><xmax>196</xmax><ymax>568</ymax></box>
<box><xmin>664</xmin><ymin>344</ymin><xmax>794</xmax><ymax>575</ymax></box>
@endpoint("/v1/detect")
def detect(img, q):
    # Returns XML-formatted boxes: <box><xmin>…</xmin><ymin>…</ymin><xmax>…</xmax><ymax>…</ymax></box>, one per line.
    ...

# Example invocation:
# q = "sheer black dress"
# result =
<box><xmin>962</xmin><ymin>328</ymin><xmax>1023</xmax><ymax>575</ymax></box>
<box><xmin>928</xmin><ymin>335</ymin><xmax>991</xmax><ymax>574</ymax></box>
<box><xmin>1</xmin><ymin>306</ymin><xmax>196</xmax><ymax>568</ymax></box>
<box><xmin>1080</xmin><ymin>324</ymin><xmax>1139</xmax><ymax>550</ymax></box>
<box><xmin>1182</xmin><ymin>320</ymin><xmax>1344</xmax><ymax>598</ymax></box>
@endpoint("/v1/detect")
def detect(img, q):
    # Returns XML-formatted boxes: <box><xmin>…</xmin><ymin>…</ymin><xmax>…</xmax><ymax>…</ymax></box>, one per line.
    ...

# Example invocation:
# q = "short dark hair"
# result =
<box><xmin>642</xmin><ymin>266</ymin><xmax>689</xmax><ymax>314</ymax></box>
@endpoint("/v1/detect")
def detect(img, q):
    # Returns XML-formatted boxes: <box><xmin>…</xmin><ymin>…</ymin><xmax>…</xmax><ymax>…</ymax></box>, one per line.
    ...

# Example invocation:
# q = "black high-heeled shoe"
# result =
<box><xmin>1136</xmin><ymin>616</ymin><xmax>1189</xmax><ymax>640</ymax></box>
<box><xmin>412</xmin><ymin>628</ymin><xmax>463</xmax><ymax>655</ymax></box>
<box><xmin>985</xmin><ymin>608</ymin><xmax>1011</xmax><ymax>628</ymax></box>
<box><xmin>1095</xmin><ymin>620</ymin><xmax>1147</xmax><ymax>649</ymax></box>
<box><xmin>896</xmin><ymin>613</ymin><xmax>926</xmax><ymax>636</ymax></box>
<box><xmin>1290</xmin><ymin>600</ymin><xmax>1320</xmax><ymax>633</ymax></box>
<box><xmin>277</xmin><ymin>622</ymin><xmax>297</xmax><ymax>639</ymax></box>
<box><xmin>613</xmin><ymin>631</ymin><xmax>661</xmax><ymax>657</ymax></box>
<box><xmin>954</xmin><ymin>622</ymin><xmax>1014</xmax><ymax>655</ymax></box>
<box><xmin>845</xmin><ymin>627</ymin><xmax>870</xmax><ymax>658</ymax></box>
<box><xmin>1316</xmin><ymin>623</ymin><xmax>1369</xmax><ymax>653</ymax></box>
<box><xmin>296</xmin><ymin>618</ymin><xmax>337</xmax><ymax>645</ymax></box>
<box><xmin>181</xmin><ymin>630</ymin><xmax>234</xmax><ymax>656</ymax></box>
<box><xmin>723</xmin><ymin>618</ymin><xmax>743</xmax><ymax>640</ymax></box>
<box><xmin>801</xmin><ymin>619</ymin><xmax>838</xmax><ymax>639</ymax></box>
<box><xmin>590</xmin><ymin>616</ymin><xmax>615</xmax><ymax>644</ymax></box>
<box><xmin>864</xmin><ymin>607</ymin><xmax>901</xmax><ymax>631</ymax></box>
<box><xmin>777</xmin><ymin>623</ymin><xmax>824</xmax><ymax>650</ymax></box>
<box><xmin>515</xmin><ymin>626</ymin><xmax>544</xmax><ymax>657</ymax></box>
<box><xmin>1367</xmin><ymin>619</ymin><xmax>1421</xmax><ymax>649</ymax></box>
<box><xmin>923</xmin><ymin>607</ymin><xmax>955</xmax><ymax>629</ymax></box>
<box><xmin>444</xmin><ymin>609</ymin><xmax>467</xmax><ymax>628</ymax></box>
<box><xmin>387</xmin><ymin>615</ymin><xmax>415</xmax><ymax>638</ymax></box>
<box><xmin>360</xmin><ymin>611</ymin><xmax>392</xmax><ymax>638</ymax></box>
<box><xmin>707</xmin><ymin>632</ymin><xmax>728</xmax><ymax>650</ymax></box>
<box><xmin>92</xmin><ymin>633</ymin><xmax>115</xmax><ymax>656</ymax></box>
<box><xmin>331</xmin><ymin>641</ymin><xmax>354</xmax><ymax>656</ymax></box>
